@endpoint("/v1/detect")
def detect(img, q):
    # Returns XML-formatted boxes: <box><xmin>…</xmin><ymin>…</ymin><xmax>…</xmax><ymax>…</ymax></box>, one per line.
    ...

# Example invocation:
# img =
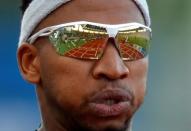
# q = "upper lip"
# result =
<box><xmin>89</xmin><ymin>88</ymin><xmax>133</xmax><ymax>105</ymax></box>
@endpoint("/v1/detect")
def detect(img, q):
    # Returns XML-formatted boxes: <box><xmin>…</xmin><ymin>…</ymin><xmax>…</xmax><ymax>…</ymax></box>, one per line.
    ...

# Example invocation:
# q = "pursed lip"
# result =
<box><xmin>88</xmin><ymin>88</ymin><xmax>133</xmax><ymax>117</ymax></box>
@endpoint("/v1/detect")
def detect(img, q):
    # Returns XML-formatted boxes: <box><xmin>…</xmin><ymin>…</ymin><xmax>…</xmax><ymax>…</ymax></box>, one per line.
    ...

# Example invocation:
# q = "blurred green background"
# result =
<box><xmin>134</xmin><ymin>0</ymin><xmax>191</xmax><ymax>130</ymax></box>
<box><xmin>0</xmin><ymin>0</ymin><xmax>191</xmax><ymax>131</ymax></box>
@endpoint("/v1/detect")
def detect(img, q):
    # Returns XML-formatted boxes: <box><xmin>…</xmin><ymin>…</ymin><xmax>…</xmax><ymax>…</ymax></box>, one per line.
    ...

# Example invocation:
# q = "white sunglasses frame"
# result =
<box><xmin>27</xmin><ymin>21</ymin><xmax>152</xmax><ymax>44</ymax></box>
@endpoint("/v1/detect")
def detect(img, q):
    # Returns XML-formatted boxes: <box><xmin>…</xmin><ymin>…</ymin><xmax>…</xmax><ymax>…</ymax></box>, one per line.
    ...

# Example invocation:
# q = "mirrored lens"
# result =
<box><xmin>49</xmin><ymin>23</ymin><xmax>151</xmax><ymax>61</ymax></box>
<box><xmin>49</xmin><ymin>24</ymin><xmax>108</xmax><ymax>59</ymax></box>
<box><xmin>116</xmin><ymin>27</ymin><xmax>151</xmax><ymax>61</ymax></box>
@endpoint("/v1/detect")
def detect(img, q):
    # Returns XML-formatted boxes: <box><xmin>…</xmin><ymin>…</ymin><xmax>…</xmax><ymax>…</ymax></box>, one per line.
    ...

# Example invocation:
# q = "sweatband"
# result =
<box><xmin>18</xmin><ymin>0</ymin><xmax>151</xmax><ymax>47</ymax></box>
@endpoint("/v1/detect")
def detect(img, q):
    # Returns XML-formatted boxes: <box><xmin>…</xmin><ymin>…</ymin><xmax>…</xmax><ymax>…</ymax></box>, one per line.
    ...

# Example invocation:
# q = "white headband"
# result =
<box><xmin>18</xmin><ymin>0</ymin><xmax>151</xmax><ymax>47</ymax></box>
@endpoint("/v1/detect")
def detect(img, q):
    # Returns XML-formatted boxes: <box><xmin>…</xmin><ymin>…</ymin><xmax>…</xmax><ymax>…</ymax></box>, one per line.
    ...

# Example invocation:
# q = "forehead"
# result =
<box><xmin>35</xmin><ymin>0</ymin><xmax>145</xmax><ymax>31</ymax></box>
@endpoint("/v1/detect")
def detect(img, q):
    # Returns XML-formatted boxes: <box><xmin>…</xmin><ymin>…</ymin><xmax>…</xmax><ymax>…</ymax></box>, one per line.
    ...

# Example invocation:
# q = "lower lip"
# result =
<box><xmin>89</xmin><ymin>102</ymin><xmax>130</xmax><ymax>117</ymax></box>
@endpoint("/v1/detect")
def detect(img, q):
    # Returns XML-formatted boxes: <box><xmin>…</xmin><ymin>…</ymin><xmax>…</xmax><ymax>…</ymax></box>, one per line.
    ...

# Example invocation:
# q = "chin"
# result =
<box><xmin>81</xmin><ymin>123</ymin><xmax>129</xmax><ymax>131</ymax></box>
<box><xmin>76</xmin><ymin>115</ymin><xmax>131</xmax><ymax>131</ymax></box>
<box><xmin>91</xmin><ymin>122</ymin><xmax>128</xmax><ymax>131</ymax></box>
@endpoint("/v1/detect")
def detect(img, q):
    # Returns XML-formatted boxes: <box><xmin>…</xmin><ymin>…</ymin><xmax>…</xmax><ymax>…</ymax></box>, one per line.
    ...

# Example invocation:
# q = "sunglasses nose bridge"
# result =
<box><xmin>106</xmin><ymin>27</ymin><xmax>118</xmax><ymax>38</ymax></box>
<box><xmin>104</xmin><ymin>36</ymin><xmax>122</xmax><ymax>59</ymax></box>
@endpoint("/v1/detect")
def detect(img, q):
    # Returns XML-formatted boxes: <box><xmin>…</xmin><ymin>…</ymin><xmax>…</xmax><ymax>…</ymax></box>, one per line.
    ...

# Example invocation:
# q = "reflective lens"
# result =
<box><xmin>117</xmin><ymin>26</ymin><xmax>151</xmax><ymax>61</ymax></box>
<box><xmin>49</xmin><ymin>24</ymin><xmax>108</xmax><ymax>59</ymax></box>
<box><xmin>49</xmin><ymin>23</ymin><xmax>151</xmax><ymax>61</ymax></box>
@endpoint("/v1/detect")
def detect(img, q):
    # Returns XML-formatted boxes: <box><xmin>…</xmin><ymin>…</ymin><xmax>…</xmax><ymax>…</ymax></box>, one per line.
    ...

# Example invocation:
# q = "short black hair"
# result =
<box><xmin>20</xmin><ymin>0</ymin><xmax>32</xmax><ymax>15</ymax></box>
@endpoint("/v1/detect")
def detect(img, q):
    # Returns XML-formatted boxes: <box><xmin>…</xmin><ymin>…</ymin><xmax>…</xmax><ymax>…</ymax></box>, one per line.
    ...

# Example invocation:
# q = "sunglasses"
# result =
<box><xmin>28</xmin><ymin>21</ymin><xmax>152</xmax><ymax>61</ymax></box>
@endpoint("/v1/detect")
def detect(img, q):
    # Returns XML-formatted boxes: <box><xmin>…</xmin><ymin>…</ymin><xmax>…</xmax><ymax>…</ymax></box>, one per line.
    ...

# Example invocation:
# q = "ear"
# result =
<box><xmin>17</xmin><ymin>43</ymin><xmax>40</xmax><ymax>84</ymax></box>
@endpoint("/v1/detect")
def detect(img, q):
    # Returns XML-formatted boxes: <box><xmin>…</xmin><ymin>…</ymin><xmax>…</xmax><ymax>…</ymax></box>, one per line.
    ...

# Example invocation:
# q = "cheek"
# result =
<box><xmin>39</xmin><ymin>55</ymin><xmax>93</xmax><ymax>110</ymax></box>
<box><xmin>126</xmin><ymin>58</ymin><xmax>148</xmax><ymax>107</ymax></box>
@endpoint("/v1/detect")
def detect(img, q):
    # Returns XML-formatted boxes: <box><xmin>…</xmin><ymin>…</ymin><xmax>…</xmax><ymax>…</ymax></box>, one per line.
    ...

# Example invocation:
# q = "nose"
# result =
<box><xmin>92</xmin><ymin>38</ymin><xmax>130</xmax><ymax>80</ymax></box>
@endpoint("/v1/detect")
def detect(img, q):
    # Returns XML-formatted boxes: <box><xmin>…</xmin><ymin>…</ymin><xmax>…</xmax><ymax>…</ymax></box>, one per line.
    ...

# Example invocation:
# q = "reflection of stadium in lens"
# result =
<box><xmin>49</xmin><ymin>23</ymin><xmax>151</xmax><ymax>60</ymax></box>
<box><xmin>117</xmin><ymin>28</ymin><xmax>150</xmax><ymax>61</ymax></box>
<box><xmin>50</xmin><ymin>25</ymin><xmax>108</xmax><ymax>59</ymax></box>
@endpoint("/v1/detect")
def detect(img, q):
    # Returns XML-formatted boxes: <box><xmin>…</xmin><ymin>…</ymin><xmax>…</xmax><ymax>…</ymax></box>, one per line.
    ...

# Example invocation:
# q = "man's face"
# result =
<box><xmin>34</xmin><ymin>0</ymin><xmax>148</xmax><ymax>131</ymax></box>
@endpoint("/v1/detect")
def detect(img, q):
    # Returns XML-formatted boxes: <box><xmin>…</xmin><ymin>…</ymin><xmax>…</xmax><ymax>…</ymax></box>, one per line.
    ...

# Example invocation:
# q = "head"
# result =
<box><xmin>17</xmin><ymin>0</ymin><xmax>151</xmax><ymax>131</ymax></box>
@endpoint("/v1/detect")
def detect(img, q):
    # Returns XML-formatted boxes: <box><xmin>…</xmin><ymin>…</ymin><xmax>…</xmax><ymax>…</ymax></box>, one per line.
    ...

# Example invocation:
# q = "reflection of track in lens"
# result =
<box><xmin>64</xmin><ymin>38</ymin><xmax>107</xmax><ymax>59</ymax></box>
<box><xmin>119</xmin><ymin>42</ymin><xmax>144</xmax><ymax>60</ymax></box>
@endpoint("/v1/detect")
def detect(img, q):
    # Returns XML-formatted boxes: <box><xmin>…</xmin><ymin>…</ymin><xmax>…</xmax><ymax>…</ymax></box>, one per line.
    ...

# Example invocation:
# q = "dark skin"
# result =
<box><xmin>17</xmin><ymin>0</ymin><xmax>147</xmax><ymax>131</ymax></box>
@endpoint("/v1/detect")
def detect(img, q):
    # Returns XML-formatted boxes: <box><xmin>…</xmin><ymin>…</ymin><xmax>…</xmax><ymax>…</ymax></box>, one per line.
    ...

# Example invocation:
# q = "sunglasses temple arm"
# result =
<box><xmin>28</xmin><ymin>30</ymin><xmax>53</xmax><ymax>44</ymax></box>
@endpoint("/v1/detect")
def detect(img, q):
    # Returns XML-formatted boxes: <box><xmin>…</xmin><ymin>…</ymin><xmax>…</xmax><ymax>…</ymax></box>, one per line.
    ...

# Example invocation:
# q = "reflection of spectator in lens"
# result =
<box><xmin>17</xmin><ymin>0</ymin><xmax>151</xmax><ymax>131</ymax></box>
<box><xmin>61</xmin><ymin>34</ymin><xmax>68</xmax><ymax>42</ymax></box>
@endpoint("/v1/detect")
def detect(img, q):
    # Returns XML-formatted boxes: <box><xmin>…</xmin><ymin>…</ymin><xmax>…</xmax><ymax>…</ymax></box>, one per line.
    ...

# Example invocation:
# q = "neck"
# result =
<box><xmin>38</xmin><ymin>125</ymin><xmax>133</xmax><ymax>131</ymax></box>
